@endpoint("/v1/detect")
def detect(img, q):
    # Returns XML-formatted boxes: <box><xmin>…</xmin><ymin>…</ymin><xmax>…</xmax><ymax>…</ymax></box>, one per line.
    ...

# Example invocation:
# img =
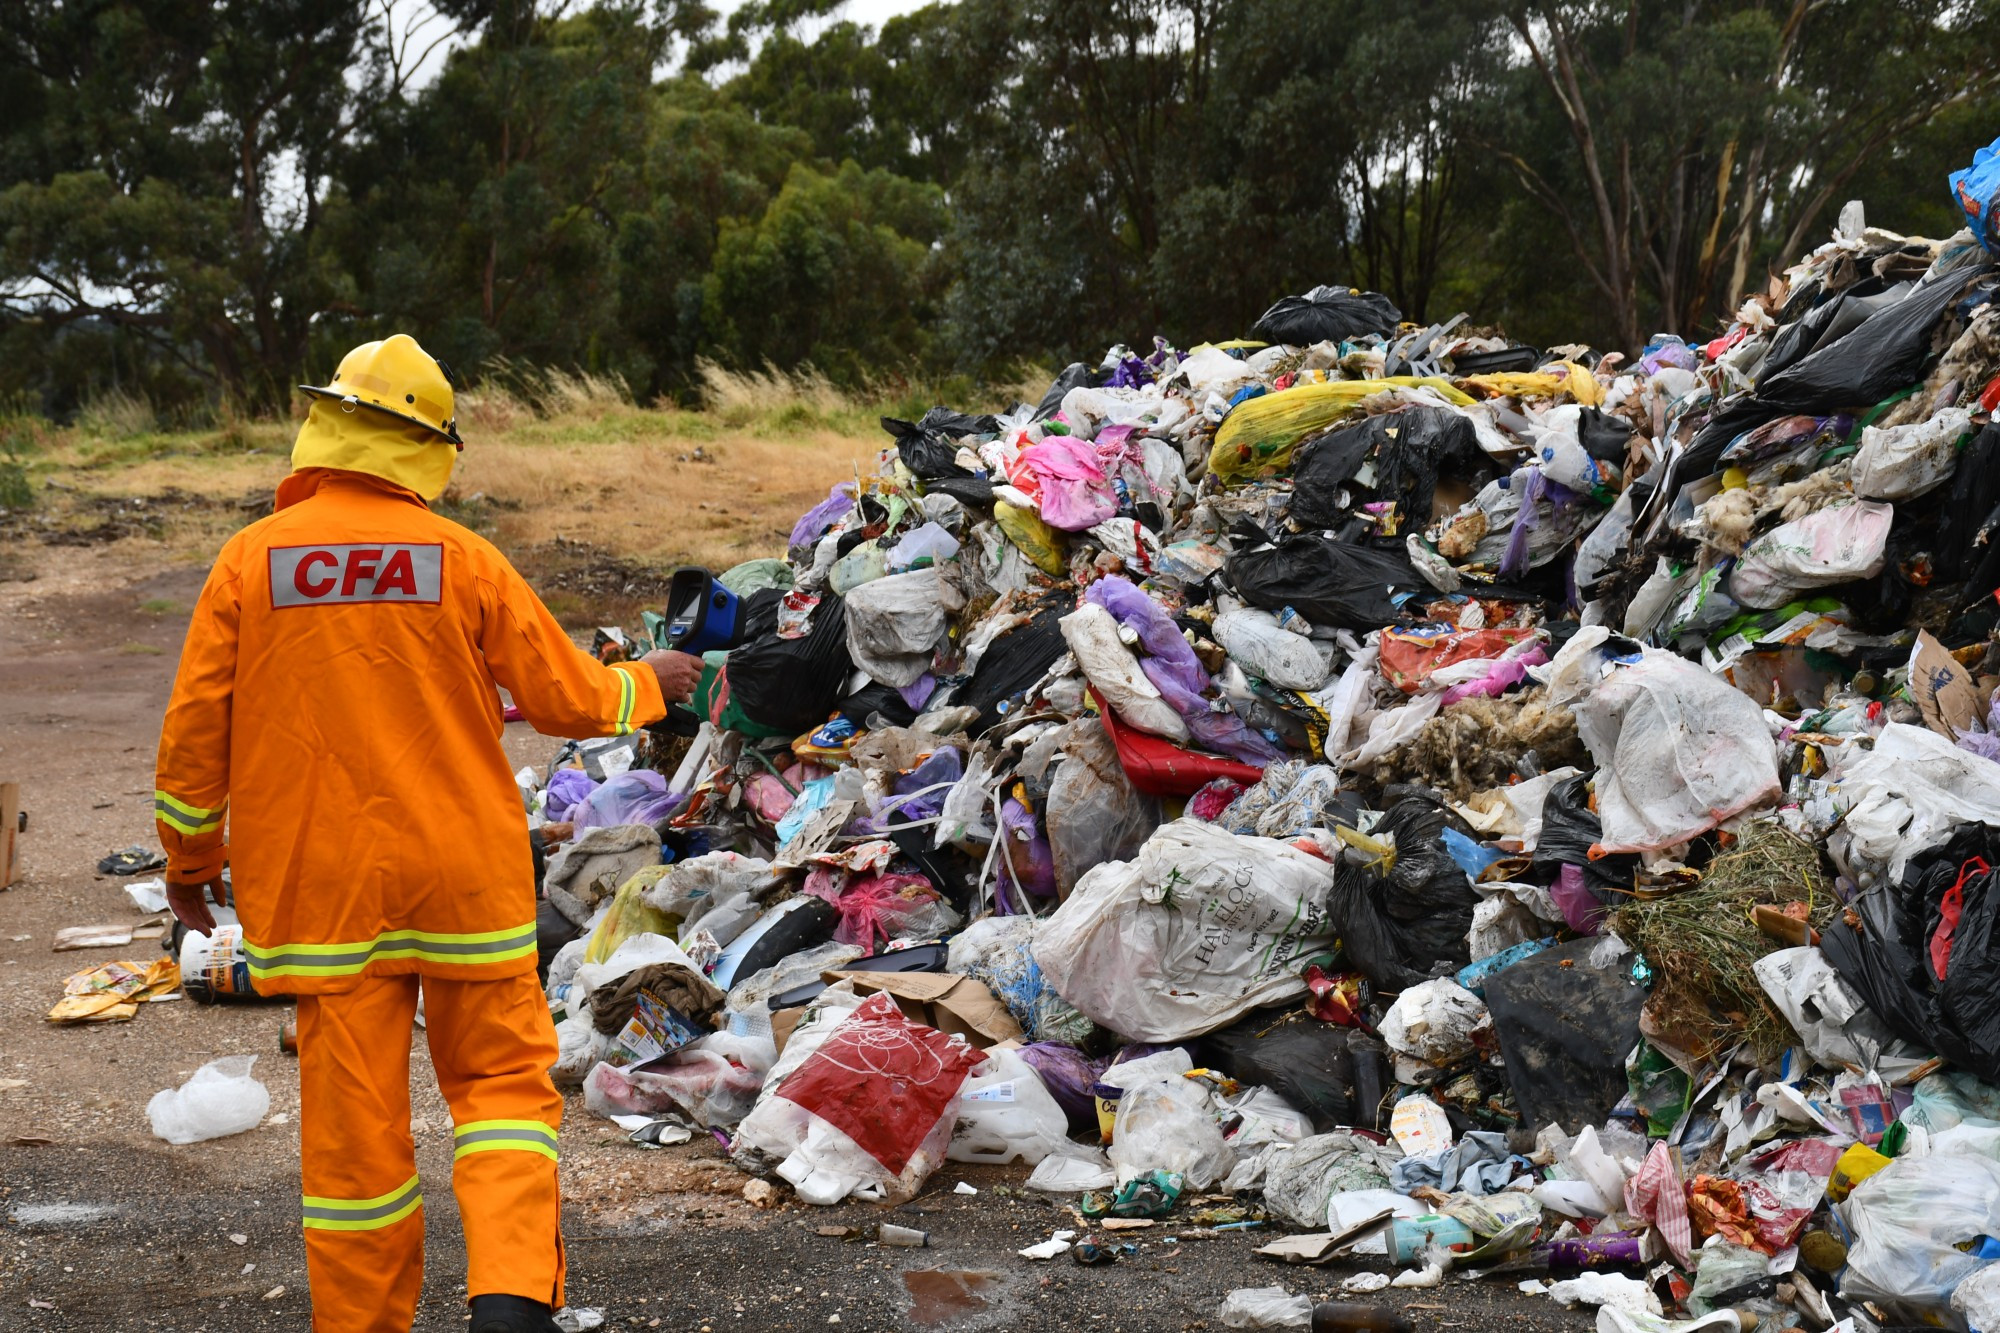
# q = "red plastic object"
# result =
<box><xmin>1087</xmin><ymin>687</ymin><xmax>1267</xmax><ymax>797</ymax></box>
<box><xmin>501</xmin><ymin>703</ymin><xmax>525</xmax><ymax>723</ymax></box>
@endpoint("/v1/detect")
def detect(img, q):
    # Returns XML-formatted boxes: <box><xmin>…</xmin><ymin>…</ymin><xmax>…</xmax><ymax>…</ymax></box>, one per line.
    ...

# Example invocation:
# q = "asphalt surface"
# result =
<box><xmin>0</xmin><ymin>541</ymin><xmax>1591</xmax><ymax>1332</ymax></box>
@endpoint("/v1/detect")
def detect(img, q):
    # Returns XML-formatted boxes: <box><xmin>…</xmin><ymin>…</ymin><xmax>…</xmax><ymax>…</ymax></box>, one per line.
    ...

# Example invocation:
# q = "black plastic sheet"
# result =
<box><xmin>1484</xmin><ymin>939</ymin><xmax>1646</xmax><ymax>1132</ymax></box>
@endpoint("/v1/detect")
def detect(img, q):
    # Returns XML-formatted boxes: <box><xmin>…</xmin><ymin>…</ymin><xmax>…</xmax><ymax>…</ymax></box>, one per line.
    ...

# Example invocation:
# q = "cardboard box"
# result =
<box><xmin>1</xmin><ymin>782</ymin><xmax>18</xmax><ymax>888</ymax></box>
<box><xmin>820</xmin><ymin>969</ymin><xmax>1024</xmax><ymax>1048</ymax></box>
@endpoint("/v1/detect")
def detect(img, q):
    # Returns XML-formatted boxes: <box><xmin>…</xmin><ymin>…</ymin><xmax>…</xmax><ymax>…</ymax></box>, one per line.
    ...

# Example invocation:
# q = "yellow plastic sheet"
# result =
<box><xmin>1460</xmin><ymin>360</ymin><xmax>1604</xmax><ymax>406</ymax></box>
<box><xmin>1208</xmin><ymin>377</ymin><xmax>1474</xmax><ymax>481</ymax></box>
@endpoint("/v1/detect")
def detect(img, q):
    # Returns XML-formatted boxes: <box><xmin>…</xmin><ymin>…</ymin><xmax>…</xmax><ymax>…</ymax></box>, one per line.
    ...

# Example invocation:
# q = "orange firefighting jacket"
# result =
<box><xmin>154</xmin><ymin>462</ymin><xmax>665</xmax><ymax>995</ymax></box>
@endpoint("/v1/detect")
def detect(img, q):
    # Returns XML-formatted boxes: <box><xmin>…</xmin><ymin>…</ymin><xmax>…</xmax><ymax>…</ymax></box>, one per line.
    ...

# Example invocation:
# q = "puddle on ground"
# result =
<box><xmin>903</xmin><ymin>1269</ymin><xmax>1001</xmax><ymax>1326</ymax></box>
<box><xmin>9</xmin><ymin>1203</ymin><xmax>118</xmax><ymax>1226</ymax></box>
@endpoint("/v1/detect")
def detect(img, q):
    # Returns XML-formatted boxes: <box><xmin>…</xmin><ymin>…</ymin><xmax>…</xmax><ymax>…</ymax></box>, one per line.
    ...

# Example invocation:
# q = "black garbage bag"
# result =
<box><xmin>1289</xmin><ymin>407</ymin><xmax>1484</xmax><ymax>533</ymax></box>
<box><xmin>1576</xmin><ymin>407</ymin><xmax>1634</xmax><ymax>462</ymax></box>
<box><xmin>1034</xmin><ymin>362</ymin><xmax>1096</xmax><ymax>420</ymax></box>
<box><xmin>923</xmin><ymin>474</ymin><xmax>997</xmax><ymax>508</ymax></box>
<box><xmin>1937</xmin><ymin>423</ymin><xmax>2000</xmax><ymax>594</ymax></box>
<box><xmin>1822</xmin><ymin>822</ymin><xmax>2000</xmax><ymax>1081</ymax></box>
<box><xmin>1532</xmin><ymin>774</ymin><xmax>1639</xmax><ymax>894</ymax></box>
<box><xmin>881</xmin><ymin>406</ymin><xmax>999</xmax><ymax>481</ymax></box>
<box><xmin>1228</xmin><ymin>524</ymin><xmax>1428</xmax><ymax>631</ymax></box>
<box><xmin>1252</xmin><ymin>284</ymin><xmax>1403</xmax><ymax>345</ymax></box>
<box><xmin>1285</xmin><ymin>424</ymin><xmax>1376</xmax><ymax>530</ymax></box>
<box><xmin>956</xmin><ymin>597</ymin><xmax>1070</xmax><ymax>733</ymax></box>
<box><xmin>1484</xmin><ymin>939</ymin><xmax>1646</xmax><ymax>1132</ymax></box>
<box><xmin>727</xmin><ymin>595</ymin><xmax>854</xmax><ymax>735</ymax></box>
<box><xmin>1328</xmin><ymin>796</ymin><xmax>1481</xmax><ymax>992</ymax></box>
<box><xmin>1196</xmin><ymin>1008</ymin><xmax>1356</xmax><ymax>1132</ymax></box>
<box><xmin>1756</xmin><ymin>268</ymin><xmax>1988</xmax><ymax>413</ymax></box>
<box><xmin>1372</xmin><ymin>406</ymin><xmax>1484</xmax><ymax>524</ymax></box>
<box><xmin>836</xmin><ymin>680</ymin><xmax>920</xmax><ymax>728</ymax></box>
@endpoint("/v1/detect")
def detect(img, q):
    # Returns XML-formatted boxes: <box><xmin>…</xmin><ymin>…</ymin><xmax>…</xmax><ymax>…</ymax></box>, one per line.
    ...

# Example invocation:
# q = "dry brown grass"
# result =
<box><xmin>8</xmin><ymin>397</ymin><xmax>884</xmax><ymax>623</ymax></box>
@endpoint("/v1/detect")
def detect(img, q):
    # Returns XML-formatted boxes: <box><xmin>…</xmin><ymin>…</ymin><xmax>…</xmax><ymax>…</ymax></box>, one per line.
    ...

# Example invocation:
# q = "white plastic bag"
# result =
<box><xmin>1032</xmin><ymin>820</ymin><xmax>1337</xmax><ymax>1041</ymax></box>
<box><xmin>1025</xmin><ymin>1141</ymin><xmax>1116</xmax><ymax>1192</ymax></box>
<box><xmin>1545</xmin><ymin>626</ymin><xmax>1781</xmax><ymax>853</ymax></box>
<box><xmin>1752</xmin><ymin>946</ymin><xmax>1930</xmax><ymax>1080</ymax></box>
<box><xmin>1059</xmin><ymin>602</ymin><xmax>1190</xmax><ymax>742</ymax></box>
<box><xmin>732</xmin><ymin>990</ymin><xmax>980</xmax><ymax>1205</ymax></box>
<box><xmin>1833</xmin><ymin>722</ymin><xmax>2000</xmax><ymax>882</ymax></box>
<box><xmin>948</xmin><ymin>1047</ymin><xmax>1069</xmax><ymax>1166</ymax></box>
<box><xmin>1380</xmin><ymin>979</ymin><xmax>1488</xmax><ymax>1066</ymax></box>
<box><xmin>1840</xmin><ymin>1153</ymin><xmax>2000</xmax><ymax>1313</ymax></box>
<box><xmin>1951</xmin><ymin>1260</ymin><xmax>2000</xmax><ymax>1332</ymax></box>
<box><xmin>1263</xmin><ymin>1132</ymin><xmax>1404</xmax><ymax>1229</ymax></box>
<box><xmin>844</xmin><ymin>566</ymin><xmax>960</xmax><ymax>688</ymax></box>
<box><xmin>1729</xmin><ymin>499</ymin><xmax>1894</xmax><ymax>609</ymax></box>
<box><xmin>1213</xmin><ymin>601</ymin><xmax>1334</xmax><ymax>691</ymax></box>
<box><xmin>1217</xmin><ymin>1287</ymin><xmax>1312</xmax><ymax>1330</ymax></box>
<box><xmin>1106</xmin><ymin>1075</ymin><xmax>1235</xmax><ymax>1189</ymax></box>
<box><xmin>1044</xmin><ymin>718</ymin><xmax>1160</xmax><ymax>898</ymax></box>
<box><xmin>147</xmin><ymin>1055</ymin><xmax>270</xmax><ymax>1144</ymax></box>
<box><xmin>1852</xmin><ymin>405</ymin><xmax>1974</xmax><ymax>500</ymax></box>
<box><xmin>582</xmin><ymin>1032</ymin><xmax>775</xmax><ymax>1128</ymax></box>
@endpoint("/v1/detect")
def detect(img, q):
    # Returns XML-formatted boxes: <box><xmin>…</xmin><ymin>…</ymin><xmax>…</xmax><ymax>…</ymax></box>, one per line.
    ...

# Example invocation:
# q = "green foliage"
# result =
<box><xmin>3</xmin><ymin>0</ymin><xmax>1998</xmax><ymax>414</ymax></box>
<box><xmin>703</xmin><ymin>161</ymin><xmax>946</xmax><ymax>381</ymax></box>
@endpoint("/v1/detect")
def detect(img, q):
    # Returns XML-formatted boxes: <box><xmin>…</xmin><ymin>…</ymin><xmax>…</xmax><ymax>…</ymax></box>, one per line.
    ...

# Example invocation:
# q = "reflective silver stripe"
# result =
<box><xmin>453</xmin><ymin>1128</ymin><xmax>557</xmax><ymax>1149</ymax></box>
<box><xmin>299</xmin><ymin>1177</ymin><xmax>422</xmax><ymax>1224</ymax></box>
<box><xmin>244</xmin><ymin>926</ymin><xmax>537</xmax><ymax>972</ymax></box>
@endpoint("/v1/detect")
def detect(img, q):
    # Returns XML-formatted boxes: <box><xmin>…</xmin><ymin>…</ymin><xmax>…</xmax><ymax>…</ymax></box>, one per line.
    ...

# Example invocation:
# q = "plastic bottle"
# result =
<box><xmin>1310</xmin><ymin>1302</ymin><xmax>1413</xmax><ymax>1333</ymax></box>
<box><xmin>948</xmin><ymin>1048</ymin><xmax>1069</xmax><ymax>1166</ymax></box>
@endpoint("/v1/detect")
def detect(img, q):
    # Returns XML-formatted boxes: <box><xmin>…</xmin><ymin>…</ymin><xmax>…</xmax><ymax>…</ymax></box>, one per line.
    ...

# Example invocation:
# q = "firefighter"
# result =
<box><xmin>156</xmin><ymin>334</ymin><xmax>703</xmax><ymax>1332</ymax></box>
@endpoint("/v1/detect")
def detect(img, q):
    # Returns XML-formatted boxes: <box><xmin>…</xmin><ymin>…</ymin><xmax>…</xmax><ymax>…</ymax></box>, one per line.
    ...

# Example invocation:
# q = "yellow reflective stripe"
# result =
<box><xmin>613</xmin><ymin>666</ymin><xmax>636</xmax><ymax>735</ymax></box>
<box><xmin>453</xmin><ymin>1119</ymin><xmax>561</xmax><ymax>1163</ymax></box>
<box><xmin>154</xmin><ymin>790</ymin><xmax>225</xmax><ymax>835</ymax></box>
<box><xmin>300</xmin><ymin>1173</ymin><xmax>423</xmax><ymax>1232</ymax></box>
<box><xmin>243</xmin><ymin>924</ymin><xmax>537</xmax><ymax>980</ymax></box>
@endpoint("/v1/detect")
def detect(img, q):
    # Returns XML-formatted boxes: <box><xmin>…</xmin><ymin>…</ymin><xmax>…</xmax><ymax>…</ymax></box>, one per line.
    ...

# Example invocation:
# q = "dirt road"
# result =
<box><xmin>0</xmin><ymin>542</ymin><xmax>1582</xmax><ymax>1332</ymax></box>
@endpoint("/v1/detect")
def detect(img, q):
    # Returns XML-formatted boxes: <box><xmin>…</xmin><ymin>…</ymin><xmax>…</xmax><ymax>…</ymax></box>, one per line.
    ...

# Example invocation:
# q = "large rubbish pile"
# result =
<box><xmin>522</xmin><ymin>194</ymin><xmax>2000</xmax><ymax>1331</ymax></box>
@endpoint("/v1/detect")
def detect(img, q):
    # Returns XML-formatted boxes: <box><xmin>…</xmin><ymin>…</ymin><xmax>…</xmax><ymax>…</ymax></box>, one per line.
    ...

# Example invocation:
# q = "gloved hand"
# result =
<box><xmin>640</xmin><ymin>649</ymin><xmax>703</xmax><ymax>703</ymax></box>
<box><xmin>166</xmin><ymin>872</ymin><xmax>230</xmax><ymax>936</ymax></box>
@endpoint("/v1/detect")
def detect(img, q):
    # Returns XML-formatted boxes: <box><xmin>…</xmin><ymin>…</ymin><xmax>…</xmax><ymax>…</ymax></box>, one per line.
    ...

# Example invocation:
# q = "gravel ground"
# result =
<box><xmin>0</xmin><ymin>540</ymin><xmax>1590</xmax><ymax>1332</ymax></box>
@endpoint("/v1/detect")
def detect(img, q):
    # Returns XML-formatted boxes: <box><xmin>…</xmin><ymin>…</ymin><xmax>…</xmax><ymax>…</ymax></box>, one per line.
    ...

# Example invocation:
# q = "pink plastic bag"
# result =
<box><xmin>1015</xmin><ymin>437</ymin><xmax>1117</xmax><ymax>531</ymax></box>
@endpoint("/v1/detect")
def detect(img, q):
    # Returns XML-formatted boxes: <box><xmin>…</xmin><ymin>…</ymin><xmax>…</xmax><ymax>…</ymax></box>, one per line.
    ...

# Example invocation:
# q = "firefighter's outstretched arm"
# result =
<box><xmin>156</xmin><ymin>556</ymin><xmax>242</xmax><ymax>934</ymax></box>
<box><xmin>474</xmin><ymin>562</ymin><xmax>696</xmax><ymax>736</ymax></box>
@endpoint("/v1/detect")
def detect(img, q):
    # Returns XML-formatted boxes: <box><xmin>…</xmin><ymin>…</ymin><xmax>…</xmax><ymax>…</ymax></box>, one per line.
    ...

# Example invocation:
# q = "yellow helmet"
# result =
<box><xmin>298</xmin><ymin>334</ymin><xmax>463</xmax><ymax>447</ymax></box>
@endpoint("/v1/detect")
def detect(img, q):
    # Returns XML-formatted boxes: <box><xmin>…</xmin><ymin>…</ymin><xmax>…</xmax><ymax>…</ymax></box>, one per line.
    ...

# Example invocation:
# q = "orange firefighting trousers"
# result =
<box><xmin>297</xmin><ymin>970</ymin><xmax>563</xmax><ymax>1330</ymax></box>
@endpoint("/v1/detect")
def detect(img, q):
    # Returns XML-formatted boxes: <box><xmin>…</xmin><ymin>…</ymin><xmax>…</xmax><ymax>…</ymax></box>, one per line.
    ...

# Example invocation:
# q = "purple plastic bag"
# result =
<box><xmin>1017</xmin><ymin>1042</ymin><xmax>1111</xmax><ymax>1131</ymax></box>
<box><xmin>857</xmin><ymin>747</ymin><xmax>963</xmax><ymax>835</ymax></box>
<box><xmin>789</xmin><ymin>483</ymin><xmax>856</xmax><ymax>549</ymax></box>
<box><xmin>1085</xmin><ymin>577</ymin><xmax>1280</xmax><ymax>765</ymax></box>
<box><xmin>995</xmin><ymin>797</ymin><xmax>1058</xmax><ymax>907</ymax></box>
<box><xmin>544</xmin><ymin>768</ymin><xmax>599</xmax><ymax>822</ymax></box>
<box><xmin>570</xmin><ymin>769</ymin><xmax>685</xmax><ymax>832</ymax></box>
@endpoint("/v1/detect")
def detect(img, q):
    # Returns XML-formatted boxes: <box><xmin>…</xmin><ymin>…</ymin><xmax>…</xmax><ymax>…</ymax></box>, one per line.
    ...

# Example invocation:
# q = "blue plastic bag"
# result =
<box><xmin>1950</xmin><ymin>134</ymin><xmax>2000</xmax><ymax>251</ymax></box>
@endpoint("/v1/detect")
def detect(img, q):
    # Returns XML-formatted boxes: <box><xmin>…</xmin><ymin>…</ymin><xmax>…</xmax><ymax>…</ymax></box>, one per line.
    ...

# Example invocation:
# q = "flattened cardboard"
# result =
<box><xmin>820</xmin><ymin>969</ymin><xmax>1024</xmax><ymax>1047</ymax></box>
<box><xmin>1910</xmin><ymin>630</ymin><xmax>1985</xmax><ymax>739</ymax></box>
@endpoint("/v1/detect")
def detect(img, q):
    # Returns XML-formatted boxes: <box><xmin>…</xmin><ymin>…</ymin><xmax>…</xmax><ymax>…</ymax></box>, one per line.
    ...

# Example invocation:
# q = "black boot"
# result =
<box><xmin>468</xmin><ymin>1293</ymin><xmax>563</xmax><ymax>1333</ymax></box>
